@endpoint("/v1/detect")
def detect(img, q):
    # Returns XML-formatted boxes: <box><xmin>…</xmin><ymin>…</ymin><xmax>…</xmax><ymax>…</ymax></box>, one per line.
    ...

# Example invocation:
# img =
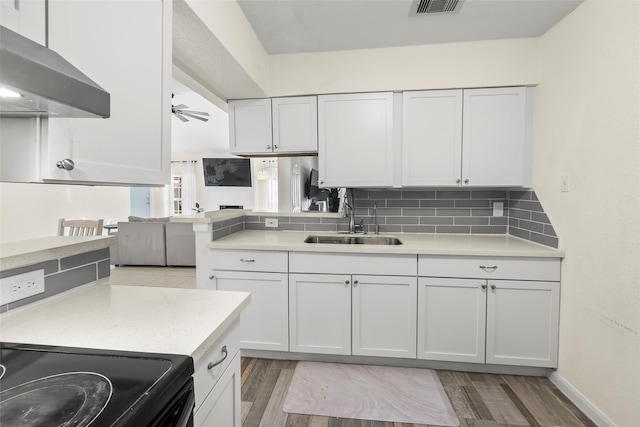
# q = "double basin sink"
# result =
<box><xmin>304</xmin><ymin>235</ymin><xmax>402</xmax><ymax>246</ymax></box>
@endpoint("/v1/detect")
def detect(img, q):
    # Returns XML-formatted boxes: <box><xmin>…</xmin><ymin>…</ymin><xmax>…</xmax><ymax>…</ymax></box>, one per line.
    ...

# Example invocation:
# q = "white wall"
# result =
<box><xmin>269</xmin><ymin>37</ymin><xmax>540</xmax><ymax>96</ymax></box>
<box><xmin>0</xmin><ymin>182</ymin><xmax>130</xmax><ymax>243</ymax></box>
<box><xmin>534</xmin><ymin>1</ymin><xmax>640</xmax><ymax>425</ymax></box>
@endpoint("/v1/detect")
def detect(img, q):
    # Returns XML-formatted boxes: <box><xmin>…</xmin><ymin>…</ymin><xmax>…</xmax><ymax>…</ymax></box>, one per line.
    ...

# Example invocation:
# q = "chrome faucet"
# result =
<box><xmin>343</xmin><ymin>189</ymin><xmax>364</xmax><ymax>234</ymax></box>
<box><xmin>373</xmin><ymin>202</ymin><xmax>380</xmax><ymax>235</ymax></box>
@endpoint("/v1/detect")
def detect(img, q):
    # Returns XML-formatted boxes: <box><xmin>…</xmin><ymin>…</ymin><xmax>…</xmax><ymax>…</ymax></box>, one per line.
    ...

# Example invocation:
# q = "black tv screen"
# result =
<box><xmin>203</xmin><ymin>158</ymin><xmax>252</xmax><ymax>187</ymax></box>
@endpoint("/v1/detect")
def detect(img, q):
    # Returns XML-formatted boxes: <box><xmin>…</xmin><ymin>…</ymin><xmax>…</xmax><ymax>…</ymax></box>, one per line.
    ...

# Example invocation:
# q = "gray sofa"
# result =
<box><xmin>110</xmin><ymin>217</ymin><xmax>195</xmax><ymax>266</ymax></box>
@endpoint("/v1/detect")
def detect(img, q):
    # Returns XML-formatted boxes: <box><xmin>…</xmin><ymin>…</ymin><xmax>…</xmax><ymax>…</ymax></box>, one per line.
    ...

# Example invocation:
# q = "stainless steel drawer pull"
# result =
<box><xmin>479</xmin><ymin>265</ymin><xmax>498</xmax><ymax>271</ymax></box>
<box><xmin>207</xmin><ymin>345</ymin><xmax>228</xmax><ymax>370</ymax></box>
<box><xmin>240</xmin><ymin>258</ymin><xmax>255</xmax><ymax>263</ymax></box>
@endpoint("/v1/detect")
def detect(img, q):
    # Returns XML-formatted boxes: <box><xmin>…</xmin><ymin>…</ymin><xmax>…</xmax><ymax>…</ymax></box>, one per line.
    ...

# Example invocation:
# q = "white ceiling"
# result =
<box><xmin>236</xmin><ymin>0</ymin><xmax>582</xmax><ymax>55</ymax></box>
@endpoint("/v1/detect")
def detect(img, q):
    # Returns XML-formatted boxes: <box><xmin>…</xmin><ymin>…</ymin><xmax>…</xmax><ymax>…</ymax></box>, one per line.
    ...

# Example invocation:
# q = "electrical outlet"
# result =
<box><xmin>265</xmin><ymin>218</ymin><xmax>278</xmax><ymax>228</ymax></box>
<box><xmin>561</xmin><ymin>173</ymin><xmax>571</xmax><ymax>192</ymax></box>
<box><xmin>1</xmin><ymin>269</ymin><xmax>45</xmax><ymax>305</ymax></box>
<box><xmin>493</xmin><ymin>202</ymin><xmax>504</xmax><ymax>217</ymax></box>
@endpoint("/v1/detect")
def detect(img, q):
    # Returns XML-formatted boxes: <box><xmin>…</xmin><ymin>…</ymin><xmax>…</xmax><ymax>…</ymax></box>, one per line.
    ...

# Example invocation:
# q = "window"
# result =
<box><xmin>172</xmin><ymin>175</ymin><xmax>183</xmax><ymax>214</ymax></box>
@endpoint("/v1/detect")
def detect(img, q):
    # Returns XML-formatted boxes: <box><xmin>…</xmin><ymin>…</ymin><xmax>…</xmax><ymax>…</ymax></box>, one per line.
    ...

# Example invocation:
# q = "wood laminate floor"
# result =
<box><xmin>240</xmin><ymin>358</ymin><xmax>596</xmax><ymax>427</ymax></box>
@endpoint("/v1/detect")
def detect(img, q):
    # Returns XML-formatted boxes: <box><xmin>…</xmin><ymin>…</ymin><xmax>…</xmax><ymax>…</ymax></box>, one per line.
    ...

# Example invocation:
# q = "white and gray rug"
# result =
<box><xmin>283</xmin><ymin>361</ymin><xmax>459</xmax><ymax>426</ymax></box>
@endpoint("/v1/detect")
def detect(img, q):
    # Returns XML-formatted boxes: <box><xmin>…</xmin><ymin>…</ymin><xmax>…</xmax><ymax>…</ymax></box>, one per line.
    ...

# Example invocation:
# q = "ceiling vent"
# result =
<box><xmin>414</xmin><ymin>0</ymin><xmax>462</xmax><ymax>15</ymax></box>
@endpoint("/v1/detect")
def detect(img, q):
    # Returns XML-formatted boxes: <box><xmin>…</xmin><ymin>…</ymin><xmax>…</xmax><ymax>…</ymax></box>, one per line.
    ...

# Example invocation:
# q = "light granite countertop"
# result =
<box><xmin>0</xmin><ymin>236</ymin><xmax>116</xmax><ymax>271</ymax></box>
<box><xmin>207</xmin><ymin>230</ymin><xmax>564</xmax><ymax>258</ymax></box>
<box><xmin>0</xmin><ymin>284</ymin><xmax>250</xmax><ymax>362</ymax></box>
<box><xmin>170</xmin><ymin>210</ymin><xmax>339</xmax><ymax>223</ymax></box>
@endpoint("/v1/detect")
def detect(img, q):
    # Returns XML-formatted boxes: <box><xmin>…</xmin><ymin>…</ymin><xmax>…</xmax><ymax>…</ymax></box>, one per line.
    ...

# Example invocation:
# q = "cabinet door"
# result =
<box><xmin>402</xmin><ymin>90</ymin><xmax>463</xmax><ymax>186</ymax></box>
<box><xmin>486</xmin><ymin>280</ymin><xmax>560</xmax><ymax>368</ymax></box>
<box><xmin>318</xmin><ymin>92</ymin><xmax>394</xmax><ymax>188</ymax></box>
<box><xmin>1</xmin><ymin>0</ymin><xmax>46</xmax><ymax>44</ymax></box>
<box><xmin>272</xmin><ymin>96</ymin><xmax>318</xmax><ymax>154</ymax></box>
<box><xmin>215</xmin><ymin>271</ymin><xmax>289</xmax><ymax>351</ymax></box>
<box><xmin>43</xmin><ymin>0</ymin><xmax>171</xmax><ymax>186</ymax></box>
<box><xmin>289</xmin><ymin>273</ymin><xmax>351</xmax><ymax>355</ymax></box>
<box><xmin>462</xmin><ymin>87</ymin><xmax>527</xmax><ymax>187</ymax></box>
<box><xmin>228</xmin><ymin>99</ymin><xmax>272</xmax><ymax>155</ymax></box>
<box><xmin>352</xmin><ymin>275</ymin><xmax>417</xmax><ymax>358</ymax></box>
<box><xmin>194</xmin><ymin>351</ymin><xmax>241</xmax><ymax>427</ymax></box>
<box><xmin>417</xmin><ymin>277</ymin><xmax>486</xmax><ymax>363</ymax></box>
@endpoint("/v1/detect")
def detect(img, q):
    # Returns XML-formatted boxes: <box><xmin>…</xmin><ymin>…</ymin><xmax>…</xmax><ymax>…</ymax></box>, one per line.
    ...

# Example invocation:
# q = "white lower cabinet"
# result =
<box><xmin>418</xmin><ymin>256</ymin><xmax>561</xmax><ymax>368</ymax></box>
<box><xmin>209</xmin><ymin>250</ymin><xmax>289</xmax><ymax>352</ymax></box>
<box><xmin>418</xmin><ymin>278</ymin><xmax>486</xmax><ymax>363</ymax></box>
<box><xmin>486</xmin><ymin>280</ymin><xmax>560</xmax><ymax>367</ymax></box>
<box><xmin>193</xmin><ymin>319</ymin><xmax>241</xmax><ymax>427</ymax></box>
<box><xmin>289</xmin><ymin>252</ymin><xmax>417</xmax><ymax>358</ymax></box>
<box><xmin>289</xmin><ymin>268</ymin><xmax>417</xmax><ymax>358</ymax></box>
<box><xmin>289</xmin><ymin>273</ymin><xmax>351</xmax><ymax>355</ymax></box>
<box><xmin>214</xmin><ymin>270</ymin><xmax>289</xmax><ymax>351</ymax></box>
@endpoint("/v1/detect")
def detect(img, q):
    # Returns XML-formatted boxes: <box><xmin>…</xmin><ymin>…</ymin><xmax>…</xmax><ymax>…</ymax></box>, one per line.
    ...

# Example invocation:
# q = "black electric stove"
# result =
<box><xmin>0</xmin><ymin>342</ymin><xmax>194</xmax><ymax>427</ymax></box>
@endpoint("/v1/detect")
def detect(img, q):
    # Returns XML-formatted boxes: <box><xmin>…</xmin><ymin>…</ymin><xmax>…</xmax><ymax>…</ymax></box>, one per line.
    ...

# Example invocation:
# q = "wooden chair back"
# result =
<box><xmin>58</xmin><ymin>219</ymin><xmax>104</xmax><ymax>236</ymax></box>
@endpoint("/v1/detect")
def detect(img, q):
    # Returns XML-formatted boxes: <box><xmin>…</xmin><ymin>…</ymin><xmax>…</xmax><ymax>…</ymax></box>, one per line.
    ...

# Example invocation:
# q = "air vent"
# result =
<box><xmin>416</xmin><ymin>0</ymin><xmax>461</xmax><ymax>14</ymax></box>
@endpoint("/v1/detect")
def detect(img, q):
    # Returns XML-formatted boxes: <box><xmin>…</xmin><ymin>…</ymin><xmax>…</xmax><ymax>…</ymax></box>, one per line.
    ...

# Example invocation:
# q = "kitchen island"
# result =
<box><xmin>0</xmin><ymin>283</ymin><xmax>251</xmax><ymax>426</ymax></box>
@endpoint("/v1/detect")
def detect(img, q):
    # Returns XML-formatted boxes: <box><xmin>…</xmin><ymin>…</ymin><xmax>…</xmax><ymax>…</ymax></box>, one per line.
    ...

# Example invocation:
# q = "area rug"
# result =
<box><xmin>283</xmin><ymin>361</ymin><xmax>459</xmax><ymax>426</ymax></box>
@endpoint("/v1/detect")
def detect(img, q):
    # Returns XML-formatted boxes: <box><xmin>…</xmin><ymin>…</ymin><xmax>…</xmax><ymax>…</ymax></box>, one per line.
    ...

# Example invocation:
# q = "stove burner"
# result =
<box><xmin>0</xmin><ymin>372</ymin><xmax>112</xmax><ymax>427</ymax></box>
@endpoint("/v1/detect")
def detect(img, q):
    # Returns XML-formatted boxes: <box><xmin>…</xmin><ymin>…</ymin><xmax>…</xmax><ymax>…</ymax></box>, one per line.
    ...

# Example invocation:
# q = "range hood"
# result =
<box><xmin>0</xmin><ymin>25</ymin><xmax>110</xmax><ymax>118</ymax></box>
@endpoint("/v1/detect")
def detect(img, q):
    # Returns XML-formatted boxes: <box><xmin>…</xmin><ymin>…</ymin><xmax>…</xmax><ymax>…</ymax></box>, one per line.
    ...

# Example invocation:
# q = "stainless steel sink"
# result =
<box><xmin>304</xmin><ymin>235</ymin><xmax>403</xmax><ymax>245</ymax></box>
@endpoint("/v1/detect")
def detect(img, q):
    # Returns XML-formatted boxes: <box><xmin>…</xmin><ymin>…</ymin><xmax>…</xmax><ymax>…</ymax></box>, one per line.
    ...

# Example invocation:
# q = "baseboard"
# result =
<box><xmin>548</xmin><ymin>371</ymin><xmax>617</xmax><ymax>427</ymax></box>
<box><xmin>241</xmin><ymin>349</ymin><xmax>551</xmax><ymax>377</ymax></box>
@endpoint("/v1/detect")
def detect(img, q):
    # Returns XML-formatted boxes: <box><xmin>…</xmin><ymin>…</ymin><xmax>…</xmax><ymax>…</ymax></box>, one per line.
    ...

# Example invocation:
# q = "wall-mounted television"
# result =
<box><xmin>202</xmin><ymin>158</ymin><xmax>252</xmax><ymax>187</ymax></box>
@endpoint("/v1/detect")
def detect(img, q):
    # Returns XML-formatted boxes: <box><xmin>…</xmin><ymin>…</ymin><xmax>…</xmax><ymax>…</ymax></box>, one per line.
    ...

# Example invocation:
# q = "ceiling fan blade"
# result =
<box><xmin>181</xmin><ymin>111</ymin><xmax>210</xmax><ymax>122</ymax></box>
<box><xmin>173</xmin><ymin>104</ymin><xmax>189</xmax><ymax>110</ymax></box>
<box><xmin>181</xmin><ymin>110</ymin><xmax>209</xmax><ymax>117</ymax></box>
<box><xmin>174</xmin><ymin>112</ymin><xmax>189</xmax><ymax>122</ymax></box>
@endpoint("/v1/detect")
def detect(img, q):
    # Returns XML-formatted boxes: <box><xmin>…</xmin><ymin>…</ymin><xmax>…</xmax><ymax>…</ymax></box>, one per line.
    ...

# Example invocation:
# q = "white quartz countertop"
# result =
<box><xmin>207</xmin><ymin>230</ymin><xmax>564</xmax><ymax>258</ymax></box>
<box><xmin>0</xmin><ymin>284</ymin><xmax>250</xmax><ymax>362</ymax></box>
<box><xmin>0</xmin><ymin>236</ymin><xmax>116</xmax><ymax>271</ymax></box>
<box><xmin>170</xmin><ymin>210</ymin><xmax>339</xmax><ymax>223</ymax></box>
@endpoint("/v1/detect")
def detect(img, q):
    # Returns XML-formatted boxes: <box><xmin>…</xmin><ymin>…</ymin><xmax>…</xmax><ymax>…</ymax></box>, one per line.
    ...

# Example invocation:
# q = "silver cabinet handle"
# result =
<box><xmin>207</xmin><ymin>345</ymin><xmax>228</xmax><ymax>370</ymax></box>
<box><xmin>267</xmin><ymin>145</ymin><xmax>272</xmax><ymax>150</ymax></box>
<box><xmin>209</xmin><ymin>275</ymin><xmax>215</xmax><ymax>280</ymax></box>
<box><xmin>274</xmin><ymin>145</ymin><xmax>278</xmax><ymax>149</ymax></box>
<box><xmin>479</xmin><ymin>265</ymin><xmax>498</xmax><ymax>272</ymax></box>
<box><xmin>481</xmin><ymin>284</ymin><xmax>487</xmax><ymax>290</ymax></box>
<box><xmin>456</xmin><ymin>178</ymin><xmax>461</xmax><ymax>184</ymax></box>
<box><xmin>56</xmin><ymin>159</ymin><xmax>75</xmax><ymax>171</ymax></box>
<box><xmin>464</xmin><ymin>179</ymin><xmax>469</xmax><ymax>184</ymax></box>
<box><xmin>490</xmin><ymin>284</ymin><xmax>497</xmax><ymax>290</ymax></box>
<box><xmin>240</xmin><ymin>258</ymin><xmax>255</xmax><ymax>263</ymax></box>
<box><xmin>344</xmin><ymin>280</ymin><xmax>350</xmax><ymax>287</ymax></box>
<box><xmin>353</xmin><ymin>280</ymin><xmax>359</xmax><ymax>287</ymax></box>
<box><xmin>319</xmin><ymin>180</ymin><xmax>324</xmax><ymax>185</ymax></box>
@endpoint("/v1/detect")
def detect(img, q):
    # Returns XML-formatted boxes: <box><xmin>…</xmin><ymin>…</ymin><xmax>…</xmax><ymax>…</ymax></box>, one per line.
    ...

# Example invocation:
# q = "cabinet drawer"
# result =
<box><xmin>193</xmin><ymin>319</ymin><xmax>241</xmax><ymax>412</ymax></box>
<box><xmin>211</xmin><ymin>249</ymin><xmax>288</xmax><ymax>272</ymax></box>
<box><xmin>418</xmin><ymin>255</ymin><xmax>560</xmax><ymax>281</ymax></box>
<box><xmin>290</xmin><ymin>252</ymin><xmax>416</xmax><ymax>276</ymax></box>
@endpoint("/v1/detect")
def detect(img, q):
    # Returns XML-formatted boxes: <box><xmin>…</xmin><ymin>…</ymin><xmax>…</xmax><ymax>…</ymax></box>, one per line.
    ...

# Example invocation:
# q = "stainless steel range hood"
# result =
<box><xmin>0</xmin><ymin>25</ymin><xmax>110</xmax><ymax>118</ymax></box>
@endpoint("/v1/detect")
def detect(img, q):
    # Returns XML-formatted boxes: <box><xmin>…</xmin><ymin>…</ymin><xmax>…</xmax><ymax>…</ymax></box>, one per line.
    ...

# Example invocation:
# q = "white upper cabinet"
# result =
<box><xmin>1</xmin><ymin>0</ymin><xmax>46</xmax><ymax>44</ymax></box>
<box><xmin>402</xmin><ymin>86</ymin><xmax>531</xmax><ymax>187</ymax></box>
<box><xmin>318</xmin><ymin>92</ymin><xmax>394</xmax><ymax>188</ymax></box>
<box><xmin>228</xmin><ymin>99</ymin><xmax>273</xmax><ymax>155</ymax></box>
<box><xmin>462</xmin><ymin>87</ymin><xmax>528</xmax><ymax>187</ymax></box>
<box><xmin>402</xmin><ymin>90</ymin><xmax>463</xmax><ymax>186</ymax></box>
<box><xmin>272</xmin><ymin>96</ymin><xmax>318</xmax><ymax>154</ymax></box>
<box><xmin>229</xmin><ymin>96</ymin><xmax>318</xmax><ymax>155</ymax></box>
<box><xmin>41</xmin><ymin>0</ymin><xmax>171</xmax><ymax>185</ymax></box>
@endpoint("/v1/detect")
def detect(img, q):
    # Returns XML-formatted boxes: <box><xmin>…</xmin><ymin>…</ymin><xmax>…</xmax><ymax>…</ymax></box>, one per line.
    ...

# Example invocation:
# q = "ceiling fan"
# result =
<box><xmin>171</xmin><ymin>94</ymin><xmax>210</xmax><ymax>122</ymax></box>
